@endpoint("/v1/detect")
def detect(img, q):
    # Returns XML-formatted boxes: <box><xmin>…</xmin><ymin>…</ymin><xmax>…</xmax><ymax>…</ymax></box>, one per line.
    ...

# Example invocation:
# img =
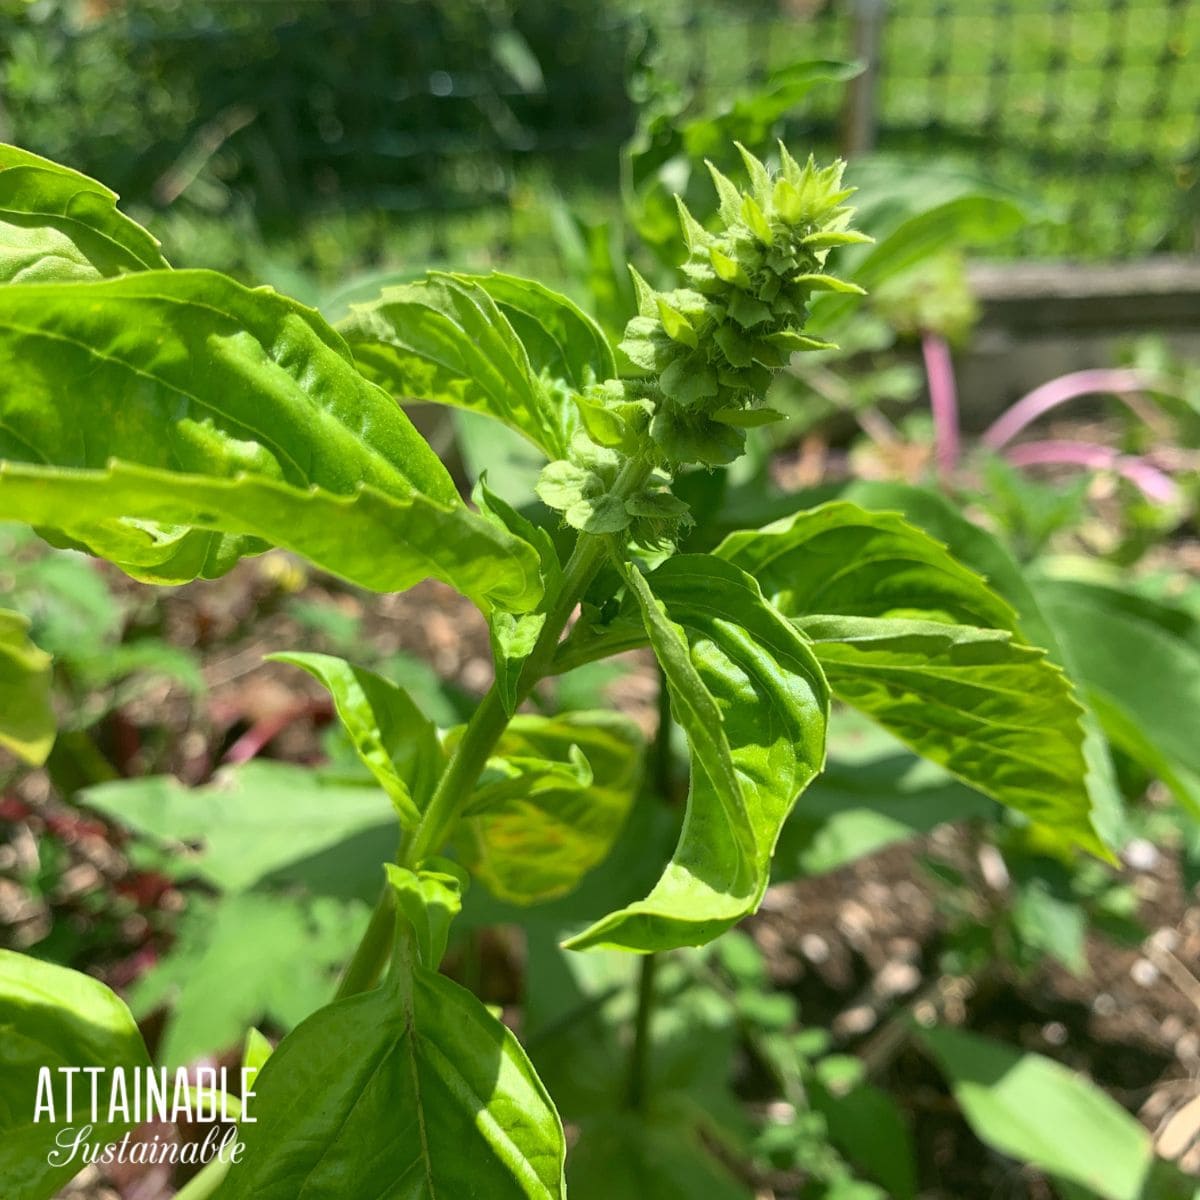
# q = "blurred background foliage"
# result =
<box><xmin>0</xmin><ymin>0</ymin><xmax>1195</xmax><ymax>300</ymax></box>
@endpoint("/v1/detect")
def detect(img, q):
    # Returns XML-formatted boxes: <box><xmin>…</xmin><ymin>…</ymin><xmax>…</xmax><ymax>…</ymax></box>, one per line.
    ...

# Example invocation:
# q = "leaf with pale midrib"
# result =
<box><xmin>219</xmin><ymin>906</ymin><xmax>566</xmax><ymax>1199</ymax></box>
<box><xmin>0</xmin><ymin>270</ymin><xmax>542</xmax><ymax>612</ymax></box>
<box><xmin>342</xmin><ymin>272</ymin><xmax>606</xmax><ymax>461</ymax></box>
<box><xmin>798</xmin><ymin>614</ymin><xmax>1103</xmax><ymax>855</ymax></box>
<box><xmin>0</xmin><ymin>142</ymin><xmax>168</xmax><ymax>283</ymax></box>
<box><xmin>566</xmin><ymin>555</ymin><xmax>829</xmax><ymax>952</ymax></box>
<box><xmin>715</xmin><ymin>500</ymin><xmax>1019</xmax><ymax>630</ymax></box>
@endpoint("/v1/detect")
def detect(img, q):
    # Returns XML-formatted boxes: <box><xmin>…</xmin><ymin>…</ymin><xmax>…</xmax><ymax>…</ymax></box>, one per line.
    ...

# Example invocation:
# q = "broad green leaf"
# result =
<box><xmin>456</xmin><ymin>712</ymin><xmax>644</xmax><ymax>905</ymax></box>
<box><xmin>917</xmin><ymin>1024</ymin><xmax>1154</xmax><ymax>1200</ymax></box>
<box><xmin>1032</xmin><ymin>578</ymin><xmax>1200</xmax><ymax>815</ymax></box>
<box><xmin>475</xmin><ymin>479</ymin><xmax>564</xmax><ymax>715</ymax></box>
<box><xmin>0</xmin><ymin>270</ymin><xmax>542</xmax><ymax>613</ymax></box>
<box><xmin>269</xmin><ymin>651</ymin><xmax>443</xmax><ymax>826</ymax></box>
<box><xmin>384</xmin><ymin>861</ymin><xmax>466</xmax><ymax>970</ymax></box>
<box><xmin>341</xmin><ymin>271</ymin><xmax>585</xmax><ymax>460</ymax></box>
<box><xmin>775</xmin><ymin>714</ymin><xmax>993</xmax><ymax>878</ymax></box>
<box><xmin>715</xmin><ymin>500</ymin><xmax>1019</xmax><ymax>630</ymax></box>
<box><xmin>220</xmin><ymin>918</ymin><xmax>566</xmax><ymax>1198</ymax></box>
<box><xmin>129</xmin><ymin>892</ymin><xmax>367</xmax><ymax>1068</ymax></box>
<box><xmin>797</xmin><ymin>615</ymin><xmax>1104</xmax><ymax>855</ymax></box>
<box><xmin>461</xmin><ymin>272</ymin><xmax>616</xmax><ymax>391</ymax></box>
<box><xmin>565</xmin><ymin>556</ymin><xmax>829</xmax><ymax>952</ymax></box>
<box><xmin>0</xmin><ymin>950</ymin><xmax>151</xmax><ymax>1200</ymax></box>
<box><xmin>0</xmin><ymin>608</ymin><xmax>54</xmax><ymax>764</ymax></box>
<box><xmin>830</xmin><ymin>480</ymin><xmax>1125</xmax><ymax>850</ymax></box>
<box><xmin>0</xmin><ymin>142</ymin><xmax>168</xmax><ymax>283</ymax></box>
<box><xmin>80</xmin><ymin>761</ymin><xmax>394</xmax><ymax>895</ymax></box>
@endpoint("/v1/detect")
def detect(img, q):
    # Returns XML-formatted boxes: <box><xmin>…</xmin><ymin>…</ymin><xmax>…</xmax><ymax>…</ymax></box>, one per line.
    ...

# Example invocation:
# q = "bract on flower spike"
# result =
<box><xmin>538</xmin><ymin>142</ymin><xmax>869</xmax><ymax>544</ymax></box>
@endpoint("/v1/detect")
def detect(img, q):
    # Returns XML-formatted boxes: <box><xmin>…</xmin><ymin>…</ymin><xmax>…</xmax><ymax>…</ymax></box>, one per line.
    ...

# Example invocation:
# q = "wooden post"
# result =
<box><xmin>842</xmin><ymin>0</ymin><xmax>887</xmax><ymax>157</ymax></box>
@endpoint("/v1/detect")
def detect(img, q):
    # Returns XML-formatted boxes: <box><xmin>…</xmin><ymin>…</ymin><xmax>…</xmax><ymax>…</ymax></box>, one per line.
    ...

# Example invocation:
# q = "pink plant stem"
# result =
<box><xmin>922</xmin><ymin>332</ymin><xmax>959</xmax><ymax>482</ymax></box>
<box><xmin>981</xmin><ymin>368</ymin><xmax>1156</xmax><ymax>450</ymax></box>
<box><xmin>1003</xmin><ymin>440</ymin><xmax>1180</xmax><ymax>504</ymax></box>
<box><xmin>222</xmin><ymin>698</ymin><xmax>329</xmax><ymax>765</ymax></box>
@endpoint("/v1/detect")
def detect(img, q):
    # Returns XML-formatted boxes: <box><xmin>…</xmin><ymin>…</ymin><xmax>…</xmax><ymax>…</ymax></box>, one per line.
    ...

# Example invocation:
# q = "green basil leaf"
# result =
<box><xmin>565</xmin><ymin>555</ymin><xmax>829</xmax><ymax>952</ymax></box>
<box><xmin>1031</xmin><ymin>578</ymin><xmax>1200</xmax><ymax>815</ymax></box>
<box><xmin>341</xmin><ymin>271</ymin><xmax>583</xmax><ymax>460</ymax></box>
<box><xmin>0</xmin><ymin>608</ymin><xmax>55</xmax><ymax>765</ymax></box>
<box><xmin>80</xmin><ymin>761</ymin><xmax>393</xmax><ymax>895</ymax></box>
<box><xmin>220</xmin><ymin>923</ymin><xmax>566</xmax><ymax>1199</ymax></box>
<box><xmin>268</xmin><ymin>652</ymin><xmax>444</xmax><ymax>826</ymax></box>
<box><xmin>0</xmin><ymin>143</ymin><xmax>168</xmax><ymax>283</ymax></box>
<box><xmin>775</xmin><ymin>714</ymin><xmax>994</xmax><ymax>878</ymax></box>
<box><xmin>797</xmin><ymin>614</ymin><xmax>1104</xmax><ymax>855</ymax></box>
<box><xmin>0</xmin><ymin>270</ymin><xmax>542</xmax><ymax>613</ymax></box>
<box><xmin>827</xmin><ymin>480</ymin><xmax>1125</xmax><ymax>851</ymax></box>
<box><xmin>715</xmin><ymin>500</ymin><xmax>1019</xmax><ymax>630</ymax></box>
<box><xmin>456</xmin><ymin>712</ymin><xmax>644</xmax><ymax>905</ymax></box>
<box><xmin>0</xmin><ymin>949</ymin><xmax>151</xmax><ymax>1200</ymax></box>
<box><xmin>384</xmin><ymin>862</ymin><xmax>466</xmax><ymax>970</ymax></box>
<box><xmin>916</xmin><ymin>1024</ymin><xmax>1154</xmax><ymax>1200</ymax></box>
<box><xmin>475</xmin><ymin>478</ymin><xmax>564</xmax><ymax>715</ymax></box>
<box><xmin>460</xmin><ymin>271</ymin><xmax>616</xmax><ymax>391</ymax></box>
<box><xmin>129</xmin><ymin>892</ymin><xmax>368</xmax><ymax>1068</ymax></box>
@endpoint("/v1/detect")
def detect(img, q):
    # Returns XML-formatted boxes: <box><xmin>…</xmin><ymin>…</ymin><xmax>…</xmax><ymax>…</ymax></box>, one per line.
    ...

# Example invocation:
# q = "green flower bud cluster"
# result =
<box><xmin>619</xmin><ymin>142</ymin><xmax>867</xmax><ymax>467</ymax></box>
<box><xmin>536</xmin><ymin>142</ymin><xmax>868</xmax><ymax>547</ymax></box>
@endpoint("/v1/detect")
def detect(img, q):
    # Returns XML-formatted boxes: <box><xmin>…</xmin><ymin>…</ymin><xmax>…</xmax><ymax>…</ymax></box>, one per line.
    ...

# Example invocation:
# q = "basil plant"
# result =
<box><xmin>0</xmin><ymin>141</ymin><xmax>1112</xmax><ymax>1200</ymax></box>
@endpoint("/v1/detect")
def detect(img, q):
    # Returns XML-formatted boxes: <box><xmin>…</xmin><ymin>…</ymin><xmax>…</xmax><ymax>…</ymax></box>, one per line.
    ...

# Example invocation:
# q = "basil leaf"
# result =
<box><xmin>808</xmin><ymin>194</ymin><xmax>1027</xmax><ymax>334</ymax></box>
<box><xmin>566</xmin><ymin>555</ymin><xmax>829</xmax><ymax>952</ymax></box>
<box><xmin>808</xmin><ymin>480</ymin><xmax>1124</xmax><ymax>850</ymax></box>
<box><xmin>461</xmin><ymin>271</ymin><xmax>616</xmax><ymax>391</ymax></box>
<box><xmin>0</xmin><ymin>271</ymin><xmax>542</xmax><ymax>613</ymax></box>
<box><xmin>383</xmin><ymin>863</ymin><xmax>466</xmax><ymax>970</ymax></box>
<box><xmin>0</xmin><ymin>608</ymin><xmax>54</xmax><ymax>765</ymax></box>
<box><xmin>1032</xmin><ymin>578</ymin><xmax>1200</xmax><ymax>815</ymax></box>
<box><xmin>775</xmin><ymin>715</ymin><xmax>993</xmax><ymax>878</ymax></box>
<box><xmin>269</xmin><ymin>652</ymin><xmax>444</xmax><ymax>826</ymax></box>
<box><xmin>715</xmin><ymin>500</ymin><xmax>1019</xmax><ymax>631</ymax></box>
<box><xmin>0</xmin><ymin>142</ymin><xmax>168</xmax><ymax>283</ymax></box>
<box><xmin>342</xmin><ymin>271</ymin><xmax>586</xmax><ymax>460</ymax></box>
<box><xmin>456</xmin><ymin>712</ymin><xmax>644</xmax><ymax>904</ymax></box>
<box><xmin>798</xmin><ymin>614</ymin><xmax>1104</xmax><ymax>855</ymax></box>
<box><xmin>0</xmin><ymin>950</ymin><xmax>151</xmax><ymax>1200</ymax></box>
<box><xmin>221</xmin><ymin>899</ymin><xmax>566</xmax><ymax>1199</ymax></box>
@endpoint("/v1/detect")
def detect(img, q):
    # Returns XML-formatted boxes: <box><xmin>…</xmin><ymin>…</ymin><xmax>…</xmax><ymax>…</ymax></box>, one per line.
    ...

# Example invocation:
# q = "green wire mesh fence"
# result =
<box><xmin>0</xmin><ymin>0</ymin><xmax>1195</xmax><ymax>263</ymax></box>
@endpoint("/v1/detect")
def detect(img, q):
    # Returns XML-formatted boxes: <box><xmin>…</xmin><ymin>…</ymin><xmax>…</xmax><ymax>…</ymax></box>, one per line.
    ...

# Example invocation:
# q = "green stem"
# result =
<box><xmin>334</xmin><ymin>881</ymin><xmax>396</xmax><ymax>1000</ymax></box>
<box><xmin>173</xmin><ymin>1157</ymin><xmax>230</xmax><ymax>1200</ymax></box>
<box><xmin>627</xmin><ymin>952</ymin><xmax>659</xmax><ymax>1110</ymax></box>
<box><xmin>335</xmin><ymin>479</ymin><xmax>644</xmax><ymax>1000</ymax></box>
<box><xmin>401</xmin><ymin>529</ymin><xmax>609</xmax><ymax>869</ymax></box>
<box><xmin>651</xmin><ymin>658</ymin><xmax>673</xmax><ymax>801</ymax></box>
